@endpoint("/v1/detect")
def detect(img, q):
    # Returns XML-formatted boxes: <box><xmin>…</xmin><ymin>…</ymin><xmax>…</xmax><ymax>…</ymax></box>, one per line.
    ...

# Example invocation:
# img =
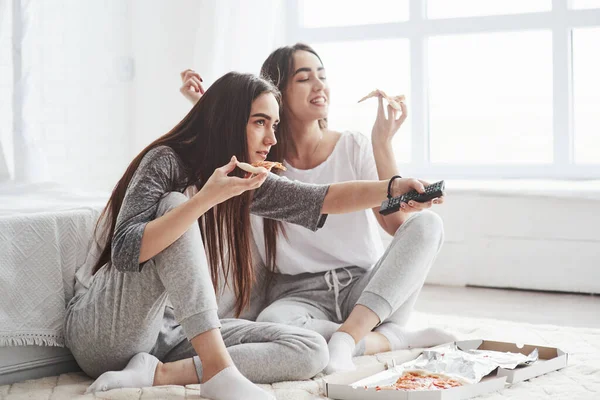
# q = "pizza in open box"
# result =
<box><xmin>376</xmin><ymin>370</ymin><xmax>466</xmax><ymax>391</ymax></box>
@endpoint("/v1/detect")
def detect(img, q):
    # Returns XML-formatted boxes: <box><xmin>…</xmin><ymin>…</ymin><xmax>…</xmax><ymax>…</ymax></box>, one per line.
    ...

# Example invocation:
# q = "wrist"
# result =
<box><xmin>387</xmin><ymin>175</ymin><xmax>403</xmax><ymax>198</ymax></box>
<box><xmin>372</xmin><ymin>134</ymin><xmax>393</xmax><ymax>147</ymax></box>
<box><xmin>193</xmin><ymin>186</ymin><xmax>218</xmax><ymax>213</ymax></box>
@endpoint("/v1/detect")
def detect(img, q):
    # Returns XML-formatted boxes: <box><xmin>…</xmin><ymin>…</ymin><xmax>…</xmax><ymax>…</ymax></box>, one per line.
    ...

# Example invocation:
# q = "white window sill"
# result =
<box><xmin>442</xmin><ymin>179</ymin><xmax>600</xmax><ymax>201</ymax></box>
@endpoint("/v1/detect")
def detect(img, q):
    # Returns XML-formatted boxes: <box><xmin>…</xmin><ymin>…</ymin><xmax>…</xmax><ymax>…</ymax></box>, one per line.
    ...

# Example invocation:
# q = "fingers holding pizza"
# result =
<box><xmin>358</xmin><ymin>88</ymin><xmax>406</xmax><ymax>111</ymax></box>
<box><xmin>237</xmin><ymin>161</ymin><xmax>287</xmax><ymax>178</ymax></box>
<box><xmin>360</xmin><ymin>88</ymin><xmax>408</xmax><ymax>143</ymax></box>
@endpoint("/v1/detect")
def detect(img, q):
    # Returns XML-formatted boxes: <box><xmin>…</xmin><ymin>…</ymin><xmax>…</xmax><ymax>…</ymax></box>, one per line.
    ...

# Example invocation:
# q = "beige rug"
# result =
<box><xmin>1</xmin><ymin>311</ymin><xmax>599</xmax><ymax>399</ymax></box>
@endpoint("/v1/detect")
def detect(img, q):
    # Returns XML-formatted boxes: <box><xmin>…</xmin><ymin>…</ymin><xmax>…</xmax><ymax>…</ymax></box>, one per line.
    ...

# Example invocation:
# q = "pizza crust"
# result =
<box><xmin>252</xmin><ymin>161</ymin><xmax>287</xmax><ymax>172</ymax></box>
<box><xmin>237</xmin><ymin>162</ymin><xmax>265</xmax><ymax>175</ymax></box>
<box><xmin>237</xmin><ymin>161</ymin><xmax>287</xmax><ymax>176</ymax></box>
<box><xmin>358</xmin><ymin>89</ymin><xmax>406</xmax><ymax>111</ymax></box>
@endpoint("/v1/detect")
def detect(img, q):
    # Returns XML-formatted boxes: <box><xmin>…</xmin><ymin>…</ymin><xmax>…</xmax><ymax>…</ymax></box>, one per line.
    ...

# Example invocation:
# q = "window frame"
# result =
<box><xmin>285</xmin><ymin>0</ymin><xmax>600</xmax><ymax>179</ymax></box>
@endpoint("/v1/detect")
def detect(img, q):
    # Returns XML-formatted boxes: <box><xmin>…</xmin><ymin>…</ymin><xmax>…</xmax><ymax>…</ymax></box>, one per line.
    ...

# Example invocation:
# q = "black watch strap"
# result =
<box><xmin>387</xmin><ymin>175</ymin><xmax>403</xmax><ymax>199</ymax></box>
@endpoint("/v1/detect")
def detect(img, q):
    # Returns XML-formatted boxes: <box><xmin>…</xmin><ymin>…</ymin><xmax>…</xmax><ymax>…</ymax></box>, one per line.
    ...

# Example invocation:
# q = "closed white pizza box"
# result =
<box><xmin>456</xmin><ymin>339</ymin><xmax>568</xmax><ymax>384</ymax></box>
<box><xmin>325</xmin><ymin>363</ymin><xmax>506</xmax><ymax>400</ymax></box>
<box><xmin>325</xmin><ymin>339</ymin><xmax>568</xmax><ymax>399</ymax></box>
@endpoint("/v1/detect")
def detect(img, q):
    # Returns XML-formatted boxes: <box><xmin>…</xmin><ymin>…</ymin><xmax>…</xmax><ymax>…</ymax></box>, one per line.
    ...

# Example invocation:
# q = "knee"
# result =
<box><xmin>256</xmin><ymin>306</ymin><xmax>292</xmax><ymax>325</ymax></box>
<box><xmin>70</xmin><ymin>345</ymin><xmax>130</xmax><ymax>379</ymax></box>
<box><xmin>156</xmin><ymin>191</ymin><xmax>188</xmax><ymax>217</ymax></box>
<box><xmin>294</xmin><ymin>332</ymin><xmax>329</xmax><ymax>379</ymax></box>
<box><xmin>156</xmin><ymin>191</ymin><xmax>203</xmax><ymax>246</ymax></box>
<box><xmin>414</xmin><ymin>210</ymin><xmax>444</xmax><ymax>237</ymax></box>
<box><xmin>256</xmin><ymin>305</ymin><xmax>311</xmax><ymax>329</ymax></box>
<box><xmin>396</xmin><ymin>210</ymin><xmax>444</xmax><ymax>249</ymax></box>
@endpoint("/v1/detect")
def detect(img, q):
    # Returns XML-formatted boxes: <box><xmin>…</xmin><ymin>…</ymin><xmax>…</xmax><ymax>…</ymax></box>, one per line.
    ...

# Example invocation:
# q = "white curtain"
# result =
<box><xmin>131</xmin><ymin>0</ymin><xmax>287</xmax><ymax>154</ymax></box>
<box><xmin>193</xmin><ymin>0</ymin><xmax>286</xmax><ymax>83</ymax></box>
<box><xmin>0</xmin><ymin>0</ymin><xmax>13</xmax><ymax>181</ymax></box>
<box><xmin>3</xmin><ymin>0</ymin><xmax>287</xmax><ymax>189</ymax></box>
<box><xmin>12</xmin><ymin>0</ymin><xmax>49</xmax><ymax>183</ymax></box>
<box><xmin>7</xmin><ymin>0</ymin><xmax>131</xmax><ymax>190</ymax></box>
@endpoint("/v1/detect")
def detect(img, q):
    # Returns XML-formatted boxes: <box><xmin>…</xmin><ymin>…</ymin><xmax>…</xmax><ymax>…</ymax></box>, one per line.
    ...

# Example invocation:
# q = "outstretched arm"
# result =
<box><xmin>251</xmin><ymin>173</ymin><xmax>432</xmax><ymax>232</ymax></box>
<box><xmin>321</xmin><ymin>177</ymin><xmax>426</xmax><ymax>215</ymax></box>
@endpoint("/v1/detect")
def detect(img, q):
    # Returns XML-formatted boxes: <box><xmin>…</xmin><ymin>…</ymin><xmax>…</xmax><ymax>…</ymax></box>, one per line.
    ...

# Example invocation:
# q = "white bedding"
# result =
<box><xmin>0</xmin><ymin>183</ymin><xmax>107</xmax><ymax>347</ymax></box>
<box><xmin>0</xmin><ymin>182</ymin><xmax>107</xmax><ymax>216</ymax></box>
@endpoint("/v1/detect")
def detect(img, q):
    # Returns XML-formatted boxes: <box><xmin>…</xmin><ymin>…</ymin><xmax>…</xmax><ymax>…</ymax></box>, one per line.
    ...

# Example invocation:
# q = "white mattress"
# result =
<box><xmin>0</xmin><ymin>182</ymin><xmax>107</xmax><ymax>347</ymax></box>
<box><xmin>0</xmin><ymin>182</ymin><xmax>108</xmax><ymax>216</ymax></box>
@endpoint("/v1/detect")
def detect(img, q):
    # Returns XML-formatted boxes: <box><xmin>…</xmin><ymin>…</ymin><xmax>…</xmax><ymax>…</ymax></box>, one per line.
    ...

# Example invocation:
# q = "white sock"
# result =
<box><xmin>354</xmin><ymin>338</ymin><xmax>366</xmax><ymax>356</ymax></box>
<box><xmin>201</xmin><ymin>366</ymin><xmax>275</xmax><ymax>400</ymax></box>
<box><xmin>375</xmin><ymin>322</ymin><xmax>457</xmax><ymax>350</ymax></box>
<box><xmin>324</xmin><ymin>332</ymin><xmax>357</xmax><ymax>375</ymax></box>
<box><xmin>85</xmin><ymin>352</ymin><xmax>159</xmax><ymax>393</ymax></box>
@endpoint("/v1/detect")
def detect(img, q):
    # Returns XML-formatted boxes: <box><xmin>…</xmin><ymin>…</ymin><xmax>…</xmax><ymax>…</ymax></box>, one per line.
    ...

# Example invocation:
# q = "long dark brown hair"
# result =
<box><xmin>92</xmin><ymin>72</ymin><xmax>280</xmax><ymax>317</ymax></box>
<box><xmin>259</xmin><ymin>43</ymin><xmax>327</xmax><ymax>277</ymax></box>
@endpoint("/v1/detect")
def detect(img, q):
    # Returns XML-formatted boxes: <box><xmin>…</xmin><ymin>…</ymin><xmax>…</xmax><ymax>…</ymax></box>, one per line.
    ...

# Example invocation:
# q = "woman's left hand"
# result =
<box><xmin>391</xmin><ymin>178</ymin><xmax>445</xmax><ymax>213</ymax></box>
<box><xmin>401</xmin><ymin>195</ymin><xmax>445</xmax><ymax>213</ymax></box>
<box><xmin>371</xmin><ymin>95</ymin><xmax>407</xmax><ymax>144</ymax></box>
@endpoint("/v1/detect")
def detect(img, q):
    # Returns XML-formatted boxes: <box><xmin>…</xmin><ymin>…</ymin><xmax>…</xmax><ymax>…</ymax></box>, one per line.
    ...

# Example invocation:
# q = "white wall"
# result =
<box><xmin>381</xmin><ymin>181</ymin><xmax>600</xmax><ymax>294</ymax></box>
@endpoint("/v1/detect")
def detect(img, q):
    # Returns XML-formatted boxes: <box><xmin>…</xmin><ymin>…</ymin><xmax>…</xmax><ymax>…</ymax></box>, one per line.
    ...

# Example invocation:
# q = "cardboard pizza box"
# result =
<box><xmin>325</xmin><ymin>339</ymin><xmax>568</xmax><ymax>400</ymax></box>
<box><xmin>456</xmin><ymin>339</ymin><xmax>568</xmax><ymax>384</ymax></box>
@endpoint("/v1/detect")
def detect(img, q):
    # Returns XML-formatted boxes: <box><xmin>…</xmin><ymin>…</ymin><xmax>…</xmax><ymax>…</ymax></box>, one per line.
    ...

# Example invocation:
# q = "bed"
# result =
<box><xmin>0</xmin><ymin>182</ymin><xmax>107</xmax><ymax>384</ymax></box>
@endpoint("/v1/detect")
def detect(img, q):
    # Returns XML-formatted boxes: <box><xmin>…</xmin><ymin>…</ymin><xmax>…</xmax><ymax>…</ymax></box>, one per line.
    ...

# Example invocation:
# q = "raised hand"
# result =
<box><xmin>179</xmin><ymin>69</ymin><xmax>205</xmax><ymax>105</ymax></box>
<box><xmin>371</xmin><ymin>94</ymin><xmax>407</xmax><ymax>144</ymax></box>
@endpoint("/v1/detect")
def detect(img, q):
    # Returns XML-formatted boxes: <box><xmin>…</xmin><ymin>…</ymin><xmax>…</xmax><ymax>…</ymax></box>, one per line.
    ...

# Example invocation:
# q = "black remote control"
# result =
<box><xmin>379</xmin><ymin>180</ymin><xmax>446</xmax><ymax>216</ymax></box>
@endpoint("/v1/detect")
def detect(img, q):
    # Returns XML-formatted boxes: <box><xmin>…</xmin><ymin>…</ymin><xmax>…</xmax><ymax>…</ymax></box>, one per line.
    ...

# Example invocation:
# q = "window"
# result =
<box><xmin>573</xmin><ymin>27</ymin><xmax>600</xmax><ymax>164</ymax></box>
<box><xmin>288</xmin><ymin>1</ymin><xmax>600</xmax><ymax>178</ymax></box>
<box><xmin>316</xmin><ymin>39</ymin><xmax>411</xmax><ymax>161</ymax></box>
<box><xmin>429</xmin><ymin>31</ymin><xmax>553</xmax><ymax>164</ymax></box>
<box><xmin>299</xmin><ymin>0</ymin><xmax>408</xmax><ymax>28</ymax></box>
<box><xmin>570</xmin><ymin>0</ymin><xmax>600</xmax><ymax>10</ymax></box>
<box><xmin>427</xmin><ymin>0</ymin><xmax>551</xmax><ymax>19</ymax></box>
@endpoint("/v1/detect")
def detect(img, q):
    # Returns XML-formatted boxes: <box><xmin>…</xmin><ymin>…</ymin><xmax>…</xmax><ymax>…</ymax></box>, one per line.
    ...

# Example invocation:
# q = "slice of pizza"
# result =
<box><xmin>237</xmin><ymin>161</ymin><xmax>287</xmax><ymax>177</ymax></box>
<box><xmin>358</xmin><ymin>89</ymin><xmax>406</xmax><ymax>111</ymax></box>
<box><xmin>252</xmin><ymin>161</ymin><xmax>286</xmax><ymax>172</ymax></box>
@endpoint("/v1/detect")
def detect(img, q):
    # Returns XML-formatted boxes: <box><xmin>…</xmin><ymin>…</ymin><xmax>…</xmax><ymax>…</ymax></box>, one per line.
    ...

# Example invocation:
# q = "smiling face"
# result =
<box><xmin>284</xmin><ymin>50</ymin><xmax>330</xmax><ymax>123</ymax></box>
<box><xmin>246</xmin><ymin>92</ymin><xmax>280</xmax><ymax>164</ymax></box>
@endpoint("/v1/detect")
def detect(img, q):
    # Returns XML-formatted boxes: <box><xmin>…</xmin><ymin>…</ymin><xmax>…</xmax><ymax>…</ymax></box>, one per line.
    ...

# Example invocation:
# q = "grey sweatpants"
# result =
<box><xmin>64</xmin><ymin>192</ymin><xmax>328</xmax><ymax>383</ymax></box>
<box><xmin>256</xmin><ymin>211</ymin><xmax>444</xmax><ymax>341</ymax></box>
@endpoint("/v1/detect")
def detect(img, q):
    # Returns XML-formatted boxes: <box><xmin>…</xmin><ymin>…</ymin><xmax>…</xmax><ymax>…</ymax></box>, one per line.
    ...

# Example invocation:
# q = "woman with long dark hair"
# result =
<box><xmin>181</xmin><ymin>45</ymin><xmax>454</xmax><ymax>376</ymax></box>
<box><xmin>67</xmin><ymin>71</ymin><xmax>427</xmax><ymax>399</ymax></box>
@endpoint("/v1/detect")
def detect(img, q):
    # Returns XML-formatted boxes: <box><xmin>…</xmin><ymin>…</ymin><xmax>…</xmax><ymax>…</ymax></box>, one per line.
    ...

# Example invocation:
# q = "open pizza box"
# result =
<box><xmin>325</xmin><ymin>339</ymin><xmax>568</xmax><ymax>400</ymax></box>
